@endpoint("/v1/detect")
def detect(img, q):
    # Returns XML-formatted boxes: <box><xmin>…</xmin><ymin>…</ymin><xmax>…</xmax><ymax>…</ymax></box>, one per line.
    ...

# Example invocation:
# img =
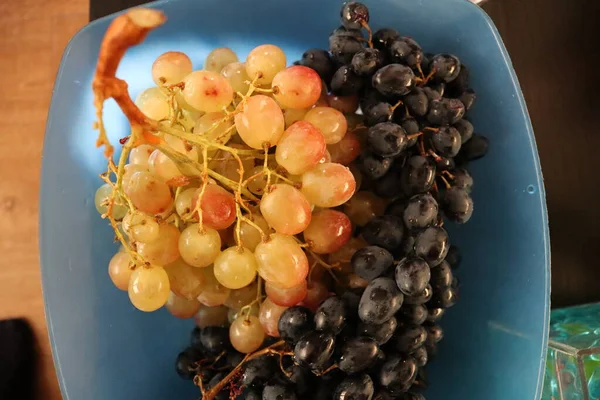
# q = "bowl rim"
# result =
<box><xmin>40</xmin><ymin>0</ymin><xmax>551</xmax><ymax>398</ymax></box>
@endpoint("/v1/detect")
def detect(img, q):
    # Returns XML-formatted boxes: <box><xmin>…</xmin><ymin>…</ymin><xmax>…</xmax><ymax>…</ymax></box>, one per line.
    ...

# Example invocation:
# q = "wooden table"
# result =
<box><xmin>0</xmin><ymin>0</ymin><xmax>88</xmax><ymax>398</ymax></box>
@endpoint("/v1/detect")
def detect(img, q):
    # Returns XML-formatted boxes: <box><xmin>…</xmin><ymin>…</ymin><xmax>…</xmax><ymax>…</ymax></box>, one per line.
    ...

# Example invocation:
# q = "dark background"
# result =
<box><xmin>90</xmin><ymin>0</ymin><xmax>600</xmax><ymax>308</ymax></box>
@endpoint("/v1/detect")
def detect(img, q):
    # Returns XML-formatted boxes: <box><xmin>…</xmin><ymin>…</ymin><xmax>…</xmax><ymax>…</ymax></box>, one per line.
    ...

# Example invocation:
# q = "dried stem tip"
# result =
<box><xmin>92</xmin><ymin>8</ymin><xmax>166</xmax><ymax>157</ymax></box>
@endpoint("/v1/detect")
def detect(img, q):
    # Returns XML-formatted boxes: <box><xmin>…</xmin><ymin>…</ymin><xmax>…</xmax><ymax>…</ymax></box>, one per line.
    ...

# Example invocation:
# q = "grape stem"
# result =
<box><xmin>416</xmin><ymin>63</ymin><xmax>425</xmax><ymax>79</ymax></box>
<box><xmin>92</xmin><ymin>8</ymin><xmax>166</xmax><ymax>158</ymax></box>
<box><xmin>407</xmin><ymin>132</ymin><xmax>423</xmax><ymax>140</ymax></box>
<box><xmin>418</xmin><ymin>136</ymin><xmax>426</xmax><ymax>156</ymax></box>
<box><xmin>427</xmin><ymin>149</ymin><xmax>442</xmax><ymax>162</ymax></box>
<box><xmin>314</xmin><ymin>363</ymin><xmax>338</xmax><ymax>376</ymax></box>
<box><xmin>442</xmin><ymin>170</ymin><xmax>455</xmax><ymax>179</ymax></box>
<box><xmin>423</xmin><ymin>127</ymin><xmax>440</xmax><ymax>134</ymax></box>
<box><xmin>360</xmin><ymin>21</ymin><xmax>374</xmax><ymax>48</ymax></box>
<box><xmin>200</xmin><ymin>340</ymin><xmax>287</xmax><ymax>399</ymax></box>
<box><xmin>390</xmin><ymin>99</ymin><xmax>403</xmax><ymax>113</ymax></box>
<box><xmin>439</xmin><ymin>175</ymin><xmax>452</xmax><ymax>189</ymax></box>
<box><xmin>416</xmin><ymin>67</ymin><xmax>437</xmax><ymax>86</ymax></box>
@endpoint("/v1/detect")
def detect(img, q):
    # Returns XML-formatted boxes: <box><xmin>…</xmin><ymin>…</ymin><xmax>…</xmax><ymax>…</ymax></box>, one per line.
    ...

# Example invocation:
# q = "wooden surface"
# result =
<box><xmin>0</xmin><ymin>0</ymin><xmax>88</xmax><ymax>398</ymax></box>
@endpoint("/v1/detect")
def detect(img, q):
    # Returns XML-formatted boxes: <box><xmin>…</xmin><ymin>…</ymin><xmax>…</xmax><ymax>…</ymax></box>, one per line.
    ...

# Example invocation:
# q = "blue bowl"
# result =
<box><xmin>40</xmin><ymin>0</ymin><xmax>550</xmax><ymax>398</ymax></box>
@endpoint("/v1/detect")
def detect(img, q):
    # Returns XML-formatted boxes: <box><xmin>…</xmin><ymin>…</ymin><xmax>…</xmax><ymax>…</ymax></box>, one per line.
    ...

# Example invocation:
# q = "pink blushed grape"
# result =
<box><xmin>265</xmin><ymin>280</ymin><xmax>307</xmax><ymax>307</ymax></box>
<box><xmin>191</xmin><ymin>184</ymin><xmax>236</xmax><ymax>230</ymax></box>
<box><xmin>182</xmin><ymin>70</ymin><xmax>234</xmax><ymax>112</ymax></box>
<box><xmin>301</xmin><ymin>163</ymin><xmax>356</xmax><ymax>208</ymax></box>
<box><xmin>260</xmin><ymin>184</ymin><xmax>311</xmax><ymax>235</ymax></box>
<box><xmin>255</xmin><ymin>234</ymin><xmax>308</xmax><ymax>289</ymax></box>
<box><xmin>303</xmin><ymin>209</ymin><xmax>352</xmax><ymax>254</ymax></box>
<box><xmin>304</xmin><ymin>107</ymin><xmax>348</xmax><ymax>144</ymax></box>
<box><xmin>259</xmin><ymin>298</ymin><xmax>288</xmax><ymax>337</ymax></box>
<box><xmin>328</xmin><ymin>130</ymin><xmax>361</xmax><ymax>165</ymax></box>
<box><xmin>275</xmin><ymin>121</ymin><xmax>326</xmax><ymax>175</ymax></box>
<box><xmin>272</xmin><ymin>66</ymin><xmax>322</xmax><ymax>109</ymax></box>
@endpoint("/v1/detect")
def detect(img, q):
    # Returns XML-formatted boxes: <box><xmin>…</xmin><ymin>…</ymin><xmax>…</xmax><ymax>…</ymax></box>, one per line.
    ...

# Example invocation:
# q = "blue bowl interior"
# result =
<box><xmin>40</xmin><ymin>0</ymin><xmax>550</xmax><ymax>399</ymax></box>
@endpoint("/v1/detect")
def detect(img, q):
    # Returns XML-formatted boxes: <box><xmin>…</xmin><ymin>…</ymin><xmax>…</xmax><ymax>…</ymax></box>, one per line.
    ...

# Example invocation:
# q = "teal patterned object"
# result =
<box><xmin>544</xmin><ymin>303</ymin><xmax>600</xmax><ymax>399</ymax></box>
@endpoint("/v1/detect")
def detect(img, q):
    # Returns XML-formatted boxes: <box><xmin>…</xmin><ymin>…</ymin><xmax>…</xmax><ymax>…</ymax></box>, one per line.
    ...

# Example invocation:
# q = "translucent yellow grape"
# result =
<box><xmin>151</xmin><ymin>51</ymin><xmax>193</xmax><ymax>86</ymax></box>
<box><xmin>136</xmin><ymin>223</ymin><xmax>180</xmax><ymax>266</ymax></box>
<box><xmin>108</xmin><ymin>251</ymin><xmax>133</xmax><ymax>291</ymax></box>
<box><xmin>128</xmin><ymin>266</ymin><xmax>170</xmax><ymax>312</ymax></box>
<box><xmin>175</xmin><ymin>187</ymin><xmax>198</xmax><ymax>220</ymax></box>
<box><xmin>283</xmin><ymin>108</ymin><xmax>309</xmax><ymax>128</ymax></box>
<box><xmin>221</xmin><ymin>62</ymin><xmax>250</xmax><ymax>94</ymax></box>
<box><xmin>122</xmin><ymin>212</ymin><xmax>160</xmax><ymax>243</ymax></box>
<box><xmin>164</xmin><ymin>259</ymin><xmax>206</xmax><ymax>300</ymax></box>
<box><xmin>301</xmin><ymin>163</ymin><xmax>356</xmax><ymax>208</ymax></box>
<box><xmin>166</xmin><ymin>292</ymin><xmax>201</xmax><ymax>319</ymax></box>
<box><xmin>272</xmin><ymin>66</ymin><xmax>322</xmax><ymax>109</ymax></box>
<box><xmin>194</xmin><ymin>112</ymin><xmax>234</xmax><ymax>145</ymax></box>
<box><xmin>246</xmin><ymin>166</ymin><xmax>269</xmax><ymax>196</ymax></box>
<box><xmin>196</xmin><ymin>266</ymin><xmax>231</xmax><ymax>307</ymax></box>
<box><xmin>228</xmin><ymin>214</ymin><xmax>269</xmax><ymax>251</ymax></box>
<box><xmin>121</xmin><ymin>164</ymin><xmax>147</xmax><ymax>193</ymax></box>
<box><xmin>164</xmin><ymin>133</ymin><xmax>199</xmax><ymax>161</ymax></box>
<box><xmin>210</xmin><ymin>144</ymin><xmax>254</xmax><ymax>183</ymax></box>
<box><xmin>178</xmin><ymin>224</ymin><xmax>221</xmax><ymax>268</ymax></box>
<box><xmin>213</xmin><ymin>247</ymin><xmax>258</xmax><ymax>289</ymax></box>
<box><xmin>229</xmin><ymin>315</ymin><xmax>265</xmax><ymax>353</ymax></box>
<box><xmin>148</xmin><ymin>149</ymin><xmax>183</xmax><ymax>182</ymax></box>
<box><xmin>234</xmin><ymin>95</ymin><xmax>285</xmax><ymax>149</ymax></box>
<box><xmin>124</xmin><ymin>171</ymin><xmax>173</xmax><ymax>215</ymax></box>
<box><xmin>304</xmin><ymin>106</ymin><xmax>348</xmax><ymax>144</ymax></box>
<box><xmin>94</xmin><ymin>183</ymin><xmax>127</xmax><ymax>220</ymax></box>
<box><xmin>245</xmin><ymin>44</ymin><xmax>286</xmax><ymax>85</ymax></box>
<box><xmin>135</xmin><ymin>87</ymin><xmax>170</xmax><ymax>121</ymax></box>
<box><xmin>260</xmin><ymin>184</ymin><xmax>311</xmax><ymax>235</ymax></box>
<box><xmin>205</xmin><ymin>47</ymin><xmax>239</xmax><ymax>73</ymax></box>
<box><xmin>275</xmin><ymin>121</ymin><xmax>327</xmax><ymax>175</ymax></box>
<box><xmin>129</xmin><ymin>144</ymin><xmax>154</xmax><ymax>169</ymax></box>
<box><xmin>255</xmin><ymin>234</ymin><xmax>308</xmax><ymax>289</ymax></box>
